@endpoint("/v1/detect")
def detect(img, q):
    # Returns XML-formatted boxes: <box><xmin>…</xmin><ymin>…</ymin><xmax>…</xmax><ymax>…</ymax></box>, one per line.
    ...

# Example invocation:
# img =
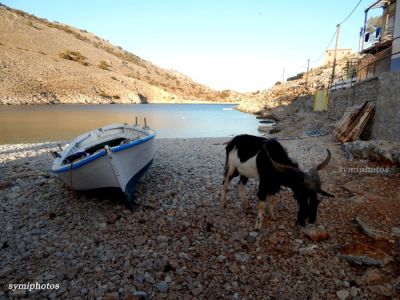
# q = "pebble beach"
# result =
<box><xmin>1</xmin><ymin>138</ymin><xmax>400</xmax><ymax>299</ymax></box>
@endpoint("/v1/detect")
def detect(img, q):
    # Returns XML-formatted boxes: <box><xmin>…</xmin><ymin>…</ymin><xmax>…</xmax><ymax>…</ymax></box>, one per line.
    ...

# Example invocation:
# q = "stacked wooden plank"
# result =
<box><xmin>334</xmin><ymin>101</ymin><xmax>375</xmax><ymax>143</ymax></box>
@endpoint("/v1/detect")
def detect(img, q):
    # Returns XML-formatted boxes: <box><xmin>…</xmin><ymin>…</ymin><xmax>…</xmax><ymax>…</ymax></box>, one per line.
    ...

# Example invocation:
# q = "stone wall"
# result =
<box><xmin>328</xmin><ymin>88</ymin><xmax>354</xmax><ymax>120</ymax></box>
<box><xmin>372</xmin><ymin>72</ymin><xmax>400</xmax><ymax>141</ymax></box>
<box><xmin>327</xmin><ymin>71</ymin><xmax>400</xmax><ymax>142</ymax></box>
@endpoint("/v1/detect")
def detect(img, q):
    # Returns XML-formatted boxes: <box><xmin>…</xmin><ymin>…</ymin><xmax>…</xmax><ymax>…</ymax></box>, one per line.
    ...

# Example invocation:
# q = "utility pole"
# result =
<box><xmin>330</xmin><ymin>24</ymin><xmax>341</xmax><ymax>88</ymax></box>
<box><xmin>305</xmin><ymin>58</ymin><xmax>310</xmax><ymax>89</ymax></box>
<box><xmin>282</xmin><ymin>68</ymin><xmax>285</xmax><ymax>83</ymax></box>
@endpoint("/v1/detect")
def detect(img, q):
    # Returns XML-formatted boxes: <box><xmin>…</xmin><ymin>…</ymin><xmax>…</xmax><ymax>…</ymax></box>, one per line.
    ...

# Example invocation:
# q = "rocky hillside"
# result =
<box><xmin>0</xmin><ymin>4</ymin><xmax>240</xmax><ymax>105</ymax></box>
<box><xmin>238</xmin><ymin>56</ymin><xmax>357</xmax><ymax>114</ymax></box>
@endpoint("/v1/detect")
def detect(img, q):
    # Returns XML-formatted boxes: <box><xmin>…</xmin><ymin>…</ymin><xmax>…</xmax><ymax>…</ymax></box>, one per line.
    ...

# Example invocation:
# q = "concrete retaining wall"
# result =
<box><xmin>328</xmin><ymin>71</ymin><xmax>400</xmax><ymax>142</ymax></box>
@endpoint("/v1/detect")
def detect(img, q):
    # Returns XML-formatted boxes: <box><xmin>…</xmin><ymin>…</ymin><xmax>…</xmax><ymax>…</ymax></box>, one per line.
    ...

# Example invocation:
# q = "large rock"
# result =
<box><xmin>344</xmin><ymin>141</ymin><xmax>400</xmax><ymax>164</ymax></box>
<box><xmin>339</xmin><ymin>243</ymin><xmax>391</xmax><ymax>266</ymax></box>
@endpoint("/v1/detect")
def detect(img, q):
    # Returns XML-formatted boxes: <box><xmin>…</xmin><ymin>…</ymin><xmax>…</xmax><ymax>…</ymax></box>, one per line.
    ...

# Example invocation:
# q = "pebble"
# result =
<box><xmin>247</xmin><ymin>231</ymin><xmax>258</xmax><ymax>243</ymax></box>
<box><xmin>157</xmin><ymin>235</ymin><xmax>169</xmax><ymax>243</ymax></box>
<box><xmin>0</xmin><ymin>180</ymin><xmax>12</xmax><ymax>190</ymax></box>
<box><xmin>106</xmin><ymin>213</ymin><xmax>120</xmax><ymax>225</ymax></box>
<box><xmin>178</xmin><ymin>252</ymin><xmax>190</xmax><ymax>260</ymax></box>
<box><xmin>391</xmin><ymin>227</ymin><xmax>400</xmax><ymax>238</ymax></box>
<box><xmin>133</xmin><ymin>291</ymin><xmax>148</xmax><ymax>300</ymax></box>
<box><xmin>348</xmin><ymin>195</ymin><xmax>367</xmax><ymax>204</ymax></box>
<box><xmin>234</xmin><ymin>252</ymin><xmax>251</xmax><ymax>263</ymax></box>
<box><xmin>144</xmin><ymin>272</ymin><xmax>155</xmax><ymax>284</ymax></box>
<box><xmin>336</xmin><ymin>289</ymin><xmax>349</xmax><ymax>300</ymax></box>
<box><xmin>298</xmin><ymin>245</ymin><xmax>317</xmax><ymax>255</ymax></box>
<box><xmin>217</xmin><ymin>255</ymin><xmax>226</xmax><ymax>262</ymax></box>
<box><xmin>368</xmin><ymin>283</ymin><xmax>393</xmax><ymax>297</ymax></box>
<box><xmin>362</xmin><ymin>268</ymin><xmax>382</xmax><ymax>284</ymax></box>
<box><xmin>134</xmin><ymin>235</ymin><xmax>147</xmax><ymax>247</ymax></box>
<box><xmin>103</xmin><ymin>292</ymin><xmax>119</xmax><ymax>300</ymax></box>
<box><xmin>349</xmin><ymin>286</ymin><xmax>358</xmax><ymax>297</ymax></box>
<box><xmin>156</xmin><ymin>281</ymin><xmax>169</xmax><ymax>293</ymax></box>
<box><xmin>65</xmin><ymin>266</ymin><xmax>80</xmax><ymax>280</ymax></box>
<box><xmin>229</xmin><ymin>263</ymin><xmax>240</xmax><ymax>274</ymax></box>
<box><xmin>192</xmin><ymin>287</ymin><xmax>202</xmax><ymax>296</ymax></box>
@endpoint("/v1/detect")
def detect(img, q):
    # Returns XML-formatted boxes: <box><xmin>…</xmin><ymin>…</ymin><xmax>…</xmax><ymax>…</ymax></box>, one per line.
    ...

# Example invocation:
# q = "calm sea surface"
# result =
<box><xmin>0</xmin><ymin>104</ymin><xmax>261</xmax><ymax>144</ymax></box>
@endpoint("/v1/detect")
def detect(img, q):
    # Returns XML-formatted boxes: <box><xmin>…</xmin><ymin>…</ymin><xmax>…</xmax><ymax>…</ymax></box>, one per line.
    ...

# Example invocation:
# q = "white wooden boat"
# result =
<box><xmin>51</xmin><ymin>121</ymin><xmax>155</xmax><ymax>207</ymax></box>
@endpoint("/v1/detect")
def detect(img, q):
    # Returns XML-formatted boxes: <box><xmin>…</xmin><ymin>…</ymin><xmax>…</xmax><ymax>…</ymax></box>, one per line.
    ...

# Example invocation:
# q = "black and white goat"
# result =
<box><xmin>221</xmin><ymin>134</ymin><xmax>334</xmax><ymax>230</ymax></box>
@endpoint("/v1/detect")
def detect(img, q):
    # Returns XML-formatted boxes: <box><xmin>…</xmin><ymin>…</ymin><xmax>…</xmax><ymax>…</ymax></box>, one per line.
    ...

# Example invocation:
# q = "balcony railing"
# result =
<box><xmin>330</xmin><ymin>36</ymin><xmax>399</xmax><ymax>90</ymax></box>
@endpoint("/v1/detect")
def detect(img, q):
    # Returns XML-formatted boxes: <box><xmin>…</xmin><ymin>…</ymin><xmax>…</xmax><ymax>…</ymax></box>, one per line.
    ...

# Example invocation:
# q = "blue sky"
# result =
<box><xmin>2</xmin><ymin>0</ymin><xmax>373</xmax><ymax>91</ymax></box>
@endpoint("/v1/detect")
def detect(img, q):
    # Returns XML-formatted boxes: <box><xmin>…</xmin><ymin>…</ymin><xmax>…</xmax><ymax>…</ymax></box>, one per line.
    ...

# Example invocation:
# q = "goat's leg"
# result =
<box><xmin>255</xmin><ymin>200</ymin><xmax>266</xmax><ymax>231</ymax></box>
<box><xmin>221</xmin><ymin>168</ymin><xmax>238</xmax><ymax>207</ymax></box>
<box><xmin>255</xmin><ymin>181</ymin><xmax>268</xmax><ymax>230</ymax></box>
<box><xmin>267</xmin><ymin>195</ymin><xmax>277</xmax><ymax>221</ymax></box>
<box><xmin>238</xmin><ymin>176</ymin><xmax>249</xmax><ymax>210</ymax></box>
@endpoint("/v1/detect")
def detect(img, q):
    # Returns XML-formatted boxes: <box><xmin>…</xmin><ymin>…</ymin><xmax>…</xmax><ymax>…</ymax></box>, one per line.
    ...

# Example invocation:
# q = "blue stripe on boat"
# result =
<box><xmin>52</xmin><ymin>134</ymin><xmax>156</xmax><ymax>174</ymax></box>
<box><xmin>112</xmin><ymin>133</ymin><xmax>155</xmax><ymax>153</ymax></box>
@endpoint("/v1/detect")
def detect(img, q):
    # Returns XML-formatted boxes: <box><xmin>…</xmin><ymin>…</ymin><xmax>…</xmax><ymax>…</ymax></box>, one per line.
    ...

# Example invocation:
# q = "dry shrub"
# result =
<box><xmin>98</xmin><ymin>60</ymin><xmax>111</xmax><ymax>71</ymax></box>
<box><xmin>59</xmin><ymin>50</ymin><xmax>89</xmax><ymax>66</ymax></box>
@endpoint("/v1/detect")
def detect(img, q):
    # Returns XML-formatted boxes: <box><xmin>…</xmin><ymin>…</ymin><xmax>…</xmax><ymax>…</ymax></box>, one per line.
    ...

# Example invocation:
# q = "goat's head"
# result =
<box><xmin>302</xmin><ymin>150</ymin><xmax>335</xmax><ymax>223</ymax></box>
<box><xmin>265</xmin><ymin>147</ymin><xmax>334</xmax><ymax>225</ymax></box>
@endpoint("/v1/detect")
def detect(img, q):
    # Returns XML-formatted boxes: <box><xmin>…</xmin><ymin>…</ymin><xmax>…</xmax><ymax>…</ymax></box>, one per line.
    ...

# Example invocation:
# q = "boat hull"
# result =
<box><xmin>52</xmin><ymin>123</ymin><xmax>155</xmax><ymax>203</ymax></box>
<box><xmin>55</xmin><ymin>138</ymin><xmax>154</xmax><ymax>192</ymax></box>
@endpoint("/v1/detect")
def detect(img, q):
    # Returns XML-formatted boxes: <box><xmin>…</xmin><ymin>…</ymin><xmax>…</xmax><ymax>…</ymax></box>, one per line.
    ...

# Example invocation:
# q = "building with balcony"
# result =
<box><xmin>358</xmin><ymin>0</ymin><xmax>400</xmax><ymax>79</ymax></box>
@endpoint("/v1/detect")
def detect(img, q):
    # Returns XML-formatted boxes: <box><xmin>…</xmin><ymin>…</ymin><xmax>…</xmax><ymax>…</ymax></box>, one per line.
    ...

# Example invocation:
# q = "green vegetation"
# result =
<box><xmin>287</xmin><ymin>72</ymin><xmax>304</xmax><ymax>82</ymax></box>
<box><xmin>59</xmin><ymin>50</ymin><xmax>89</xmax><ymax>66</ymax></box>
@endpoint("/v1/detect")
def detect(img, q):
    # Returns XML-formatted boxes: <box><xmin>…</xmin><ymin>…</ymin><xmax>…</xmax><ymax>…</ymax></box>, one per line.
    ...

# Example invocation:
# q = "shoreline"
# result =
<box><xmin>0</xmin><ymin>101</ymin><xmax>240</xmax><ymax>106</ymax></box>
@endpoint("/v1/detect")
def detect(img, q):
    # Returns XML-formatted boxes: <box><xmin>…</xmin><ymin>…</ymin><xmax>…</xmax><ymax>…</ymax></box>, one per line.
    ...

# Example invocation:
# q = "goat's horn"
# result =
<box><xmin>316</xmin><ymin>149</ymin><xmax>331</xmax><ymax>171</ymax></box>
<box><xmin>263</xmin><ymin>145</ymin><xmax>299</xmax><ymax>173</ymax></box>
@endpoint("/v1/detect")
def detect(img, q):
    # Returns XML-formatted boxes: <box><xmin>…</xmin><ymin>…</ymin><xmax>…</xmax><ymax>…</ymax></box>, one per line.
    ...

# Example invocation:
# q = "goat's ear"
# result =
<box><xmin>318</xmin><ymin>189</ymin><xmax>335</xmax><ymax>198</ymax></box>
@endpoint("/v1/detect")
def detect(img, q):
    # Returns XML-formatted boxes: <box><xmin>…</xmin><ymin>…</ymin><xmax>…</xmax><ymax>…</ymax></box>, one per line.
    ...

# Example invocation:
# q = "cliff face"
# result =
<box><xmin>0</xmin><ymin>5</ymin><xmax>239</xmax><ymax>105</ymax></box>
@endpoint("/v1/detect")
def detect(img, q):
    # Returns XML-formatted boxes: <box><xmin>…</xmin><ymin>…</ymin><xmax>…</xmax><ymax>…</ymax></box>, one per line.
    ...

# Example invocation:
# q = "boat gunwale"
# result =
<box><xmin>52</xmin><ymin>133</ymin><xmax>155</xmax><ymax>174</ymax></box>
